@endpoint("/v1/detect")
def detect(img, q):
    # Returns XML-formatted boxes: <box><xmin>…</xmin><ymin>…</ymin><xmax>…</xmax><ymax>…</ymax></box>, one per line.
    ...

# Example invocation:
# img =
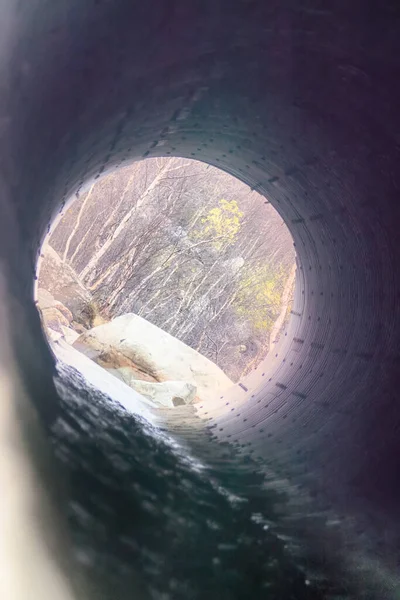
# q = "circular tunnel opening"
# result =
<box><xmin>36</xmin><ymin>157</ymin><xmax>296</xmax><ymax>412</ymax></box>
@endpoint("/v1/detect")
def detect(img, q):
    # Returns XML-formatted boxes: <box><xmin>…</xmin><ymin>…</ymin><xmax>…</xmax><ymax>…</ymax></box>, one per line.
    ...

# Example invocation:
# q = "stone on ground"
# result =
<box><xmin>38</xmin><ymin>244</ymin><xmax>95</xmax><ymax>327</ymax></box>
<box><xmin>60</xmin><ymin>326</ymin><xmax>81</xmax><ymax>345</ymax></box>
<box><xmin>108</xmin><ymin>371</ymin><xmax>197</xmax><ymax>408</ymax></box>
<box><xmin>40</xmin><ymin>306</ymin><xmax>70</xmax><ymax>333</ymax></box>
<box><xmin>36</xmin><ymin>287</ymin><xmax>79</xmax><ymax>343</ymax></box>
<box><xmin>74</xmin><ymin>313</ymin><xmax>233</xmax><ymax>403</ymax></box>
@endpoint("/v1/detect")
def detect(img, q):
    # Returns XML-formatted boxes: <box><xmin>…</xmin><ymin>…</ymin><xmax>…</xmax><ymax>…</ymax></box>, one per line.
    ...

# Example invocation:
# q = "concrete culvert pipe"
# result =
<box><xmin>1</xmin><ymin>1</ymin><xmax>400</xmax><ymax>598</ymax></box>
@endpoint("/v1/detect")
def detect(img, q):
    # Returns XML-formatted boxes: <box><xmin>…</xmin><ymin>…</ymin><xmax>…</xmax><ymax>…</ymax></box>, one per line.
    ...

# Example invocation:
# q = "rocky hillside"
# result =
<box><xmin>40</xmin><ymin>158</ymin><xmax>295</xmax><ymax>380</ymax></box>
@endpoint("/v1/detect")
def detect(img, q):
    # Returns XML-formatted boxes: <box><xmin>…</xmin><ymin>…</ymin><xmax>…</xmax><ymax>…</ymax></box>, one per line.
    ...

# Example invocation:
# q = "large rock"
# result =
<box><xmin>37</xmin><ymin>244</ymin><xmax>96</xmax><ymax>327</ymax></box>
<box><xmin>36</xmin><ymin>288</ymin><xmax>82</xmax><ymax>344</ymax></box>
<box><xmin>60</xmin><ymin>326</ymin><xmax>81</xmax><ymax>345</ymax></box>
<box><xmin>36</xmin><ymin>288</ymin><xmax>58</xmax><ymax>310</ymax></box>
<box><xmin>74</xmin><ymin>314</ymin><xmax>233</xmax><ymax>402</ymax></box>
<box><xmin>37</xmin><ymin>289</ymin><xmax>73</xmax><ymax>323</ymax></box>
<box><xmin>73</xmin><ymin>343</ymin><xmax>159</xmax><ymax>383</ymax></box>
<box><xmin>108</xmin><ymin>371</ymin><xmax>197</xmax><ymax>408</ymax></box>
<box><xmin>40</xmin><ymin>306</ymin><xmax>70</xmax><ymax>333</ymax></box>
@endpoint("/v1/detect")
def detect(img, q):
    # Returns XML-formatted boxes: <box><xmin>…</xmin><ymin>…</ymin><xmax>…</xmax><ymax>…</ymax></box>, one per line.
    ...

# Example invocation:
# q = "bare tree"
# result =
<box><xmin>45</xmin><ymin>157</ymin><xmax>295</xmax><ymax>381</ymax></box>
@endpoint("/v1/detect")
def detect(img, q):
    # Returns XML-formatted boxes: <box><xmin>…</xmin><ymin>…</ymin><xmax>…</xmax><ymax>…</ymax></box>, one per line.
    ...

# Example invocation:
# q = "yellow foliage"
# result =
<box><xmin>235</xmin><ymin>264</ymin><xmax>287</xmax><ymax>332</ymax></box>
<box><xmin>196</xmin><ymin>199</ymin><xmax>243</xmax><ymax>250</ymax></box>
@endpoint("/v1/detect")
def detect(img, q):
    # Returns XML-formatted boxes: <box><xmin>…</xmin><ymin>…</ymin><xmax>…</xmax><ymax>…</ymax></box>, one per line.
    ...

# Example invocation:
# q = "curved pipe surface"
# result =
<box><xmin>1</xmin><ymin>0</ymin><xmax>400</xmax><ymax>592</ymax></box>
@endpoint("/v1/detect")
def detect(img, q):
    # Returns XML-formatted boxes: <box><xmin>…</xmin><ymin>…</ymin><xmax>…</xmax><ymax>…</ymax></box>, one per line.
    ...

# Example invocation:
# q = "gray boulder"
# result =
<box><xmin>37</xmin><ymin>244</ymin><xmax>95</xmax><ymax>327</ymax></box>
<box><xmin>75</xmin><ymin>313</ymin><xmax>233</xmax><ymax>403</ymax></box>
<box><xmin>108</xmin><ymin>371</ymin><xmax>197</xmax><ymax>408</ymax></box>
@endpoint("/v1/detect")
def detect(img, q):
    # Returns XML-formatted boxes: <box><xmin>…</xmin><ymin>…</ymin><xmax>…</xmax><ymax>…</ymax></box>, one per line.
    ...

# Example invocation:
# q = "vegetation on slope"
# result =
<box><xmin>47</xmin><ymin>158</ymin><xmax>295</xmax><ymax>381</ymax></box>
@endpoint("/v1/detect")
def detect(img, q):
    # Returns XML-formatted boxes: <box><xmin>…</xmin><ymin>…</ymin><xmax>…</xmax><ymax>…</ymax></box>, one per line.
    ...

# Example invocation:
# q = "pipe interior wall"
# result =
<box><xmin>1</xmin><ymin>0</ymin><xmax>400</xmax><ymax>576</ymax></box>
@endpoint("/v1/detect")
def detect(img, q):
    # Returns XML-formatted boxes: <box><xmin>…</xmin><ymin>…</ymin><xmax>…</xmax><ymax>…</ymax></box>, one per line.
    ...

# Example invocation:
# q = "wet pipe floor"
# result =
<box><xmin>51</xmin><ymin>355</ymin><xmax>353</xmax><ymax>600</ymax></box>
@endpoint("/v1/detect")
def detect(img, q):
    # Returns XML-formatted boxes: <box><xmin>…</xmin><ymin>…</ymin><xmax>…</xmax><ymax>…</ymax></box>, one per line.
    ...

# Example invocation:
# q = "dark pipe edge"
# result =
<box><xmin>1</xmin><ymin>0</ymin><xmax>400</xmax><ymax>590</ymax></box>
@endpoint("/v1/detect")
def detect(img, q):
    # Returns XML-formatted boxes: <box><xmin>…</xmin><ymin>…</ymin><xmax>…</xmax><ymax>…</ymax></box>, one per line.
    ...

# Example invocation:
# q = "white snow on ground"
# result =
<box><xmin>53</xmin><ymin>339</ymin><xmax>160</xmax><ymax>425</ymax></box>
